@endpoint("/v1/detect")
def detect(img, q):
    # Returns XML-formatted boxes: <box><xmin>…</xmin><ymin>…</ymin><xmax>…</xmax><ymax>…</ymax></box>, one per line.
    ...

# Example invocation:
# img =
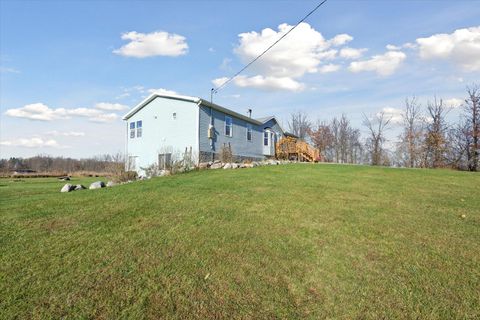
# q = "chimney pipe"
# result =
<box><xmin>247</xmin><ymin>108</ymin><xmax>252</xmax><ymax>118</ymax></box>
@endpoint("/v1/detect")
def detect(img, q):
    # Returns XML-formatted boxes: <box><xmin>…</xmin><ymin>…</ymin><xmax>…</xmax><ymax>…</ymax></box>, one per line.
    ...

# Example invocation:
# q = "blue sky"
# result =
<box><xmin>1</xmin><ymin>0</ymin><xmax>479</xmax><ymax>158</ymax></box>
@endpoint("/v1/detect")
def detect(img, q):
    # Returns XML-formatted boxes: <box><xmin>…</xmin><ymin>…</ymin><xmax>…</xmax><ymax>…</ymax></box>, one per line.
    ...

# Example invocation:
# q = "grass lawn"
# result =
<box><xmin>1</xmin><ymin>164</ymin><xmax>479</xmax><ymax>319</ymax></box>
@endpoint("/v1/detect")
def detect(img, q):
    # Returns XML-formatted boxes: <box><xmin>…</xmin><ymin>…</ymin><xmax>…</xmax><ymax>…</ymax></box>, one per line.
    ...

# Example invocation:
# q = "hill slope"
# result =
<box><xmin>1</xmin><ymin>164</ymin><xmax>479</xmax><ymax>319</ymax></box>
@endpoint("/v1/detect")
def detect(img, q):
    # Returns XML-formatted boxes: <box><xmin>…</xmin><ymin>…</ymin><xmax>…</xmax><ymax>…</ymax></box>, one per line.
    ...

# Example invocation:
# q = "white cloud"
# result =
<box><xmin>348</xmin><ymin>51</ymin><xmax>407</xmax><ymax>76</ymax></box>
<box><xmin>339</xmin><ymin>47</ymin><xmax>367</xmax><ymax>59</ymax></box>
<box><xmin>416</xmin><ymin>26</ymin><xmax>480</xmax><ymax>71</ymax></box>
<box><xmin>444</xmin><ymin>98</ymin><xmax>464</xmax><ymax>108</ymax></box>
<box><xmin>215</xmin><ymin>22</ymin><xmax>350</xmax><ymax>91</ymax></box>
<box><xmin>208</xmin><ymin>47</ymin><xmax>215</xmax><ymax>53</ymax></box>
<box><xmin>386</xmin><ymin>44</ymin><xmax>401</xmax><ymax>51</ymax></box>
<box><xmin>234</xmin><ymin>23</ymin><xmax>349</xmax><ymax>78</ymax></box>
<box><xmin>379</xmin><ymin>107</ymin><xmax>403</xmax><ymax>124</ymax></box>
<box><xmin>212</xmin><ymin>75</ymin><xmax>304</xmax><ymax>92</ymax></box>
<box><xmin>46</xmin><ymin>130</ymin><xmax>85</xmax><ymax>137</ymax></box>
<box><xmin>147</xmin><ymin>88</ymin><xmax>178</xmax><ymax>95</ymax></box>
<box><xmin>95</xmin><ymin>102</ymin><xmax>128</xmax><ymax>111</ymax></box>
<box><xmin>115</xmin><ymin>92</ymin><xmax>130</xmax><ymax>100</ymax></box>
<box><xmin>0</xmin><ymin>137</ymin><xmax>61</xmax><ymax>148</ymax></box>
<box><xmin>318</xmin><ymin>64</ymin><xmax>341</xmax><ymax>73</ymax></box>
<box><xmin>113</xmin><ymin>31</ymin><xmax>188</xmax><ymax>58</ymax></box>
<box><xmin>0</xmin><ymin>67</ymin><xmax>20</xmax><ymax>74</ymax></box>
<box><xmin>329</xmin><ymin>34</ymin><xmax>353</xmax><ymax>46</ymax></box>
<box><xmin>403</xmin><ymin>42</ymin><xmax>417</xmax><ymax>49</ymax></box>
<box><xmin>5</xmin><ymin>103</ymin><xmax>119</xmax><ymax>122</ymax></box>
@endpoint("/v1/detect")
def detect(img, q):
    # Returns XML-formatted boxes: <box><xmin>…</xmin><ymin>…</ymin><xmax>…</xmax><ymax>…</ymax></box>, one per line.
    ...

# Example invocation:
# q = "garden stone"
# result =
<box><xmin>60</xmin><ymin>184</ymin><xmax>74</xmax><ymax>193</ymax></box>
<box><xmin>74</xmin><ymin>184</ymin><xmax>86</xmax><ymax>190</ymax></box>
<box><xmin>89</xmin><ymin>181</ymin><xmax>106</xmax><ymax>189</ymax></box>
<box><xmin>198</xmin><ymin>162</ymin><xmax>211</xmax><ymax>169</ymax></box>
<box><xmin>210</xmin><ymin>163</ymin><xmax>223</xmax><ymax>169</ymax></box>
<box><xmin>223</xmin><ymin>163</ymin><xmax>233</xmax><ymax>169</ymax></box>
<box><xmin>106</xmin><ymin>181</ymin><xmax>116</xmax><ymax>187</ymax></box>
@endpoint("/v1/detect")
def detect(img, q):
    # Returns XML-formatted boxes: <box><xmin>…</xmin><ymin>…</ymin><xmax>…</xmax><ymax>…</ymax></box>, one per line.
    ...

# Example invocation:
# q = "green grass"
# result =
<box><xmin>1</xmin><ymin>164</ymin><xmax>479</xmax><ymax>319</ymax></box>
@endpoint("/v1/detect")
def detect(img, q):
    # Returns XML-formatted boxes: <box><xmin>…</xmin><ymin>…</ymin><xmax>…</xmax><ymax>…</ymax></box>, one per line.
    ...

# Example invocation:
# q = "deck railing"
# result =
<box><xmin>275</xmin><ymin>137</ymin><xmax>319</xmax><ymax>162</ymax></box>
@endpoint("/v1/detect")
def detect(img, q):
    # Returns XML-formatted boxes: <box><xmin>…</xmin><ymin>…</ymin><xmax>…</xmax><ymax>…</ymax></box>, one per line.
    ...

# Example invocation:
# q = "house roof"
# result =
<box><xmin>122</xmin><ymin>92</ymin><xmax>263</xmax><ymax>125</ymax></box>
<box><xmin>255</xmin><ymin>115</ymin><xmax>286</xmax><ymax>134</ymax></box>
<box><xmin>255</xmin><ymin>116</ymin><xmax>275</xmax><ymax>123</ymax></box>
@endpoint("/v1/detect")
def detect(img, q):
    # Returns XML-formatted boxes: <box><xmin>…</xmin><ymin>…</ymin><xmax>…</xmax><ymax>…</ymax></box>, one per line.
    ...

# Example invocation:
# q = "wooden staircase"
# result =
<box><xmin>275</xmin><ymin>136</ymin><xmax>320</xmax><ymax>162</ymax></box>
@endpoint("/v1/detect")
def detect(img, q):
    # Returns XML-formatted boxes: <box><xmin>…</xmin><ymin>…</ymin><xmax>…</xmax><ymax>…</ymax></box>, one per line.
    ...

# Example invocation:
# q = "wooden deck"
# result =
<box><xmin>275</xmin><ymin>136</ymin><xmax>319</xmax><ymax>162</ymax></box>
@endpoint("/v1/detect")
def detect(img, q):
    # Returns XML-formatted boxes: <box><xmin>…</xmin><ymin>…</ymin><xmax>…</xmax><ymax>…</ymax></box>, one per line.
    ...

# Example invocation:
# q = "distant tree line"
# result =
<box><xmin>288</xmin><ymin>84</ymin><xmax>479</xmax><ymax>171</ymax></box>
<box><xmin>0</xmin><ymin>153</ymin><xmax>124</xmax><ymax>175</ymax></box>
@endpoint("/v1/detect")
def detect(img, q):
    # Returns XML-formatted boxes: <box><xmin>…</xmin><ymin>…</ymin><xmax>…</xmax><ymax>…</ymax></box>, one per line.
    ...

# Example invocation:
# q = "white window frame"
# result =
<box><xmin>130</xmin><ymin>122</ymin><xmax>135</xmax><ymax>139</ymax></box>
<box><xmin>246</xmin><ymin>123</ymin><xmax>252</xmax><ymax>141</ymax></box>
<box><xmin>264</xmin><ymin>131</ymin><xmax>269</xmax><ymax>146</ymax></box>
<box><xmin>225</xmin><ymin>116</ymin><xmax>233</xmax><ymax>137</ymax></box>
<box><xmin>136</xmin><ymin>120</ymin><xmax>142</xmax><ymax>138</ymax></box>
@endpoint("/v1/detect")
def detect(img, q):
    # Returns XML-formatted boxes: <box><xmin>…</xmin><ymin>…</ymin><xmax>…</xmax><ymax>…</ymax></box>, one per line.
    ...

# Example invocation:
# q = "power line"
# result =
<box><xmin>211</xmin><ymin>0</ymin><xmax>329</xmax><ymax>100</ymax></box>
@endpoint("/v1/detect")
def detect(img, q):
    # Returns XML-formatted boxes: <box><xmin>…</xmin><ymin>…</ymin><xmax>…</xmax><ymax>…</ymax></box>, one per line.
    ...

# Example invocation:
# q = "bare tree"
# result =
<box><xmin>362</xmin><ymin>111</ymin><xmax>391</xmax><ymax>166</ymax></box>
<box><xmin>308</xmin><ymin>120</ymin><xmax>334</xmax><ymax>161</ymax></box>
<box><xmin>398</xmin><ymin>97</ymin><xmax>424</xmax><ymax>167</ymax></box>
<box><xmin>446</xmin><ymin>121</ymin><xmax>472</xmax><ymax>170</ymax></box>
<box><xmin>463</xmin><ymin>84</ymin><xmax>480</xmax><ymax>171</ymax></box>
<box><xmin>288</xmin><ymin>111</ymin><xmax>311</xmax><ymax>140</ymax></box>
<box><xmin>424</xmin><ymin>97</ymin><xmax>449</xmax><ymax>168</ymax></box>
<box><xmin>324</xmin><ymin>115</ymin><xmax>363</xmax><ymax>164</ymax></box>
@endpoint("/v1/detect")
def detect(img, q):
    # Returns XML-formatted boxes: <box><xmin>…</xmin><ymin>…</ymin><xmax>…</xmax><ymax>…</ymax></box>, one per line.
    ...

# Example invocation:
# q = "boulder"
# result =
<box><xmin>223</xmin><ymin>163</ymin><xmax>240</xmax><ymax>169</ymax></box>
<box><xmin>74</xmin><ymin>184</ymin><xmax>86</xmax><ymax>190</ymax></box>
<box><xmin>60</xmin><ymin>184</ymin><xmax>74</xmax><ymax>193</ymax></box>
<box><xmin>252</xmin><ymin>162</ymin><xmax>260</xmax><ymax>167</ymax></box>
<box><xmin>198</xmin><ymin>162</ymin><xmax>211</xmax><ymax>169</ymax></box>
<box><xmin>243</xmin><ymin>163</ymin><xmax>254</xmax><ymax>168</ymax></box>
<box><xmin>266</xmin><ymin>159</ymin><xmax>279</xmax><ymax>165</ymax></box>
<box><xmin>210</xmin><ymin>162</ymin><xmax>223</xmax><ymax>169</ymax></box>
<box><xmin>106</xmin><ymin>181</ymin><xmax>116</xmax><ymax>187</ymax></box>
<box><xmin>89</xmin><ymin>181</ymin><xmax>106</xmax><ymax>190</ymax></box>
<box><xmin>58</xmin><ymin>176</ymin><xmax>70</xmax><ymax>181</ymax></box>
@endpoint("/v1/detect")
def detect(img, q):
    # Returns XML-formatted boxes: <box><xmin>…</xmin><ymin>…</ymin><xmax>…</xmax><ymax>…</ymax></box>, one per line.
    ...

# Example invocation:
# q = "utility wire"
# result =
<box><xmin>211</xmin><ymin>0</ymin><xmax>329</xmax><ymax>98</ymax></box>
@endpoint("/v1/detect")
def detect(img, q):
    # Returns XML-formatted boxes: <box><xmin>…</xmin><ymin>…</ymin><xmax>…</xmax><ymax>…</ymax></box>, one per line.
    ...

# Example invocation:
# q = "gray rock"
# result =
<box><xmin>223</xmin><ymin>163</ymin><xmax>233</xmax><ymax>169</ymax></box>
<box><xmin>74</xmin><ymin>184</ymin><xmax>86</xmax><ymax>190</ymax></box>
<box><xmin>60</xmin><ymin>183</ymin><xmax>74</xmax><ymax>193</ymax></box>
<box><xmin>58</xmin><ymin>176</ymin><xmax>70</xmax><ymax>181</ymax></box>
<box><xmin>265</xmin><ymin>159</ymin><xmax>278</xmax><ymax>165</ymax></box>
<box><xmin>89</xmin><ymin>181</ymin><xmax>106</xmax><ymax>190</ymax></box>
<box><xmin>198</xmin><ymin>162</ymin><xmax>211</xmax><ymax>169</ymax></box>
<box><xmin>106</xmin><ymin>181</ymin><xmax>116</xmax><ymax>187</ymax></box>
<box><xmin>210</xmin><ymin>162</ymin><xmax>223</xmax><ymax>169</ymax></box>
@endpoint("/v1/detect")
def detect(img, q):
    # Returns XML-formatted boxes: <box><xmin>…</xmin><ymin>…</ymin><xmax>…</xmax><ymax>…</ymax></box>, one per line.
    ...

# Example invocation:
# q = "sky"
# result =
<box><xmin>1</xmin><ymin>0</ymin><xmax>479</xmax><ymax>158</ymax></box>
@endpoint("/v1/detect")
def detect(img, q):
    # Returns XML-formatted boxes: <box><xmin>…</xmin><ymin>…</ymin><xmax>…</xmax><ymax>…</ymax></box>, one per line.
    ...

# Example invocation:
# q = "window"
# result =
<box><xmin>246</xmin><ymin>123</ymin><xmax>252</xmax><ymax>141</ymax></box>
<box><xmin>225</xmin><ymin>116</ymin><xmax>233</xmax><ymax>137</ymax></box>
<box><xmin>136</xmin><ymin>120</ymin><xmax>142</xmax><ymax>138</ymax></box>
<box><xmin>264</xmin><ymin>131</ymin><xmax>269</xmax><ymax>146</ymax></box>
<box><xmin>130</xmin><ymin>122</ymin><xmax>135</xmax><ymax>138</ymax></box>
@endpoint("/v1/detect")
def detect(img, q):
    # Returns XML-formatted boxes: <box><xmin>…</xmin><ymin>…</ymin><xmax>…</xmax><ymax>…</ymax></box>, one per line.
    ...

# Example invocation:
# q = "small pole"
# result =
<box><xmin>210</xmin><ymin>88</ymin><xmax>215</xmax><ymax>103</ymax></box>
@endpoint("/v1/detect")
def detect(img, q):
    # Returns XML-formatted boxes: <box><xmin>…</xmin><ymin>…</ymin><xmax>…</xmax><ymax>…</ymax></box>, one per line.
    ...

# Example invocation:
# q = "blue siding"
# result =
<box><xmin>198</xmin><ymin>105</ymin><xmax>263</xmax><ymax>159</ymax></box>
<box><xmin>126</xmin><ymin>97</ymin><xmax>198</xmax><ymax>174</ymax></box>
<box><xmin>262</xmin><ymin>118</ymin><xmax>284</xmax><ymax>137</ymax></box>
